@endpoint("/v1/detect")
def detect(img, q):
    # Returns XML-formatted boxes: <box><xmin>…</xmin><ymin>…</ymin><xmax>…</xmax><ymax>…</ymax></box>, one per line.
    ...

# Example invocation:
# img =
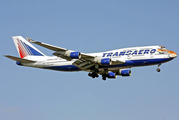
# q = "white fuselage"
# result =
<box><xmin>20</xmin><ymin>45</ymin><xmax>176</xmax><ymax>72</ymax></box>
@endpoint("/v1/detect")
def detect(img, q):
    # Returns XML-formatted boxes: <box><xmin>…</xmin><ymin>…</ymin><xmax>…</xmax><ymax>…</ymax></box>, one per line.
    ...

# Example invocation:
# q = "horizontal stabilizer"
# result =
<box><xmin>4</xmin><ymin>55</ymin><xmax>36</xmax><ymax>63</ymax></box>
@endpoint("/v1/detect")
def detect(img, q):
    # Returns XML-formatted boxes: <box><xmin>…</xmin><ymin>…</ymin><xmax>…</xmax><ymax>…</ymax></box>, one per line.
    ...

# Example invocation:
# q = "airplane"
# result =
<box><xmin>4</xmin><ymin>36</ymin><xmax>177</xmax><ymax>80</ymax></box>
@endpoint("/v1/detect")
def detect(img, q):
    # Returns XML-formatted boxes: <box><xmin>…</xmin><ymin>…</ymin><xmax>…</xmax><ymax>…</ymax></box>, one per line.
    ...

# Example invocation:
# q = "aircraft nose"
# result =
<box><xmin>169</xmin><ymin>50</ymin><xmax>177</xmax><ymax>58</ymax></box>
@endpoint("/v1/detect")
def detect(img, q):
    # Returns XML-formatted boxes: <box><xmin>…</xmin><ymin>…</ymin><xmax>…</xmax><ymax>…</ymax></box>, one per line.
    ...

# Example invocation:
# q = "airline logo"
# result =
<box><xmin>103</xmin><ymin>49</ymin><xmax>156</xmax><ymax>57</ymax></box>
<box><xmin>16</xmin><ymin>38</ymin><xmax>43</xmax><ymax>58</ymax></box>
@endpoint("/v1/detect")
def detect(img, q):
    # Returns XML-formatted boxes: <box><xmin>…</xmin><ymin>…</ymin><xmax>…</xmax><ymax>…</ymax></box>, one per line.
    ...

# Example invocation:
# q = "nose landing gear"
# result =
<box><xmin>156</xmin><ymin>63</ymin><xmax>161</xmax><ymax>72</ymax></box>
<box><xmin>156</xmin><ymin>68</ymin><xmax>160</xmax><ymax>72</ymax></box>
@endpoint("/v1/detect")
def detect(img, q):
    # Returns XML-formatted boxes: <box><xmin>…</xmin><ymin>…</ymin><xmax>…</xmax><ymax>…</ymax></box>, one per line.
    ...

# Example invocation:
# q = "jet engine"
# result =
<box><xmin>53</xmin><ymin>50</ymin><xmax>81</xmax><ymax>59</ymax></box>
<box><xmin>94</xmin><ymin>57</ymin><xmax>112</xmax><ymax>65</ymax></box>
<box><xmin>107</xmin><ymin>72</ymin><xmax>117</xmax><ymax>78</ymax></box>
<box><xmin>116</xmin><ymin>69</ymin><xmax>131</xmax><ymax>76</ymax></box>
<box><xmin>67</xmin><ymin>51</ymin><xmax>81</xmax><ymax>59</ymax></box>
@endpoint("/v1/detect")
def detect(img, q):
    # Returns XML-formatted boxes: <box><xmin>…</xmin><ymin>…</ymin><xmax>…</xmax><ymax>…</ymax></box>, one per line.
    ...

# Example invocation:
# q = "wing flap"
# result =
<box><xmin>4</xmin><ymin>55</ymin><xmax>36</xmax><ymax>63</ymax></box>
<box><xmin>72</xmin><ymin>60</ymin><xmax>95</xmax><ymax>70</ymax></box>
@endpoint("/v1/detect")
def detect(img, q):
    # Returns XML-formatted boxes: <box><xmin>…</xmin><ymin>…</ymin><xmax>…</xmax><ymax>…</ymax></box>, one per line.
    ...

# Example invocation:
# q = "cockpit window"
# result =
<box><xmin>158</xmin><ymin>46</ymin><xmax>170</xmax><ymax>54</ymax></box>
<box><xmin>158</xmin><ymin>46</ymin><xmax>176</xmax><ymax>55</ymax></box>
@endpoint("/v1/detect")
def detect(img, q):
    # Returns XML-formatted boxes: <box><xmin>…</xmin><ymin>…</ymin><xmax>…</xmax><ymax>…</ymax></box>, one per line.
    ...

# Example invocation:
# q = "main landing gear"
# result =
<box><xmin>88</xmin><ymin>72</ymin><xmax>99</xmax><ymax>78</ymax></box>
<box><xmin>102</xmin><ymin>74</ymin><xmax>106</xmax><ymax>81</ymax></box>
<box><xmin>88</xmin><ymin>69</ymin><xmax>99</xmax><ymax>78</ymax></box>
<box><xmin>156</xmin><ymin>63</ymin><xmax>161</xmax><ymax>72</ymax></box>
<box><xmin>88</xmin><ymin>69</ymin><xmax>107</xmax><ymax>80</ymax></box>
<box><xmin>88</xmin><ymin>72</ymin><xmax>107</xmax><ymax>80</ymax></box>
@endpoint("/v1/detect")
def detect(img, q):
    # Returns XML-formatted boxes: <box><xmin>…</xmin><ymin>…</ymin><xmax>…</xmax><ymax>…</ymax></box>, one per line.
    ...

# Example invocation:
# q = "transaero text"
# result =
<box><xmin>103</xmin><ymin>49</ymin><xmax>156</xmax><ymax>57</ymax></box>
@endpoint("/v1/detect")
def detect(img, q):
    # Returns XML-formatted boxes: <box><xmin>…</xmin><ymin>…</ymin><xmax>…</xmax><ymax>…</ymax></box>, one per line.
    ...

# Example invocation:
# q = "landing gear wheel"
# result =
<box><xmin>102</xmin><ymin>74</ymin><xmax>107</xmax><ymax>80</ymax></box>
<box><xmin>88</xmin><ymin>72</ymin><xmax>92</xmax><ymax>76</ymax></box>
<box><xmin>89</xmin><ymin>72</ymin><xmax>99</xmax><ymax>79</ymax></box>
<box><xmin>102</xmin><ymin>77</ymin><xmax>106</xmax><ymax>80</ymax></box>
<box><xmin>156</xmin><ymin>68</ymin><xmax>161</xmax><ymax>72</ymax></box>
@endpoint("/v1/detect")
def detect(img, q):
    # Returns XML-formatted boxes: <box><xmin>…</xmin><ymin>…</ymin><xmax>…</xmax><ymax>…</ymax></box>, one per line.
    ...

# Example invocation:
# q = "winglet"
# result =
<box><xmin>26</xmin><ymin>37</ymin><xmax>41</xmax><ymax>44</ymax></box>
<box><xmin>26</xmin><ymin>37</ymin><xmax>35</xmax><ymax>42</ymax></box>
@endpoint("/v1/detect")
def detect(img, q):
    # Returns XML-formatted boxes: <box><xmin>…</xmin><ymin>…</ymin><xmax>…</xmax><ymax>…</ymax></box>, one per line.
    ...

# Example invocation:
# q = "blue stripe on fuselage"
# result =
<box><xmin>126</xmin><ymin>58</ymin><xmax>173</xmax><ymax>66</ymax></box>
<box><xmin>44</xmin><ymin>65</ymin><xmax>80</xmax><ymax>71</ymax></box>
<box><xmin>100</xmin><ymin>58</ymin><xmax>173</xmax><ymax>69</ymax></box>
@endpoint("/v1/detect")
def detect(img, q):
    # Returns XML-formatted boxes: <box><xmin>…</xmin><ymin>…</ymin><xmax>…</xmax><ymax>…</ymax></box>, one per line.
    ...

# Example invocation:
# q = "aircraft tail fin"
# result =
<box><xmin>12</xmin><ymin>36</ymin><xmax>45</xmax><ymax>58</ymax></box>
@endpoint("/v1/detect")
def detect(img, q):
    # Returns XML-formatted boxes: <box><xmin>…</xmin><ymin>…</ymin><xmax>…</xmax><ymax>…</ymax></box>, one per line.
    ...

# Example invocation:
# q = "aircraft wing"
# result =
<box><xmin>27</xmin><ymin>37</ymin><xmax>67</xmax><ymax>52</ymax></box>
<box><xmin>4</xmin><ymin>55</ymin><xmax>36</xmax><ymax>63</ymax></box>
<box><xmin>27</xmin><ymin>37</ymin><xmax>125</xmax><ymax>70</ymax></box>
<box><xmin>27</xmin><ymin>37</ymin><xmax>96</xmax><ymax>60</ymax></box>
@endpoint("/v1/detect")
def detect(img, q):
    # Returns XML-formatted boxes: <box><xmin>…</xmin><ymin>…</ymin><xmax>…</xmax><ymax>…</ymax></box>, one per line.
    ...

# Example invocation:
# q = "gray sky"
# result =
<box><xmin>1</xmin><ymin>0</ymin><xmax>179</xmax><ymax>120</ymax></box>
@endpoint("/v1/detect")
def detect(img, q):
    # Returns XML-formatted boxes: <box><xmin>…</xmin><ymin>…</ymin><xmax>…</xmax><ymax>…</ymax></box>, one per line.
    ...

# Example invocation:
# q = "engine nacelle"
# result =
<box><xmin>107</xmin><ymin>72</ymin><xmax>117</xmax><ymax>78</ymax></box>
<box><xmin>70</xmin><ymin>52</ymin><xmax>81</xmax><ymax>59</ymax></box>
<box><xmin>101</xmin><ymin>58</ymin><xmax>111</xmax><ymax>65</ymax></box>
<box><xmin>64</xmin><ymin>50</ymin><xmax>81</xmax><ymax>59</ymax></box>
<box><xmin>117</xmin><ymin>69</ymin><xmax>131</xmax><ymax>76</ymax></box>
<box><xmin>94</xmin><ymin>57</ymin><xmax>112</xmax><ymax>65</ymax></box>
